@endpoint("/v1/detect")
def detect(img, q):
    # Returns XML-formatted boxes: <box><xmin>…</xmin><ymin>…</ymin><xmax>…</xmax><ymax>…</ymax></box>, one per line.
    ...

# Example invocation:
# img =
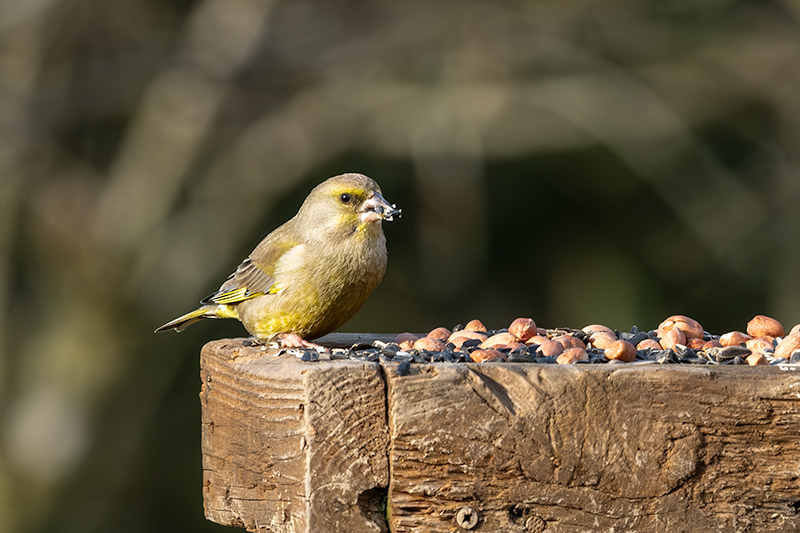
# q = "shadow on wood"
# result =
<box><xmin>200</xmin><ymin>338</ymin><xmax>800</xmax><ymax>532</ymax></box>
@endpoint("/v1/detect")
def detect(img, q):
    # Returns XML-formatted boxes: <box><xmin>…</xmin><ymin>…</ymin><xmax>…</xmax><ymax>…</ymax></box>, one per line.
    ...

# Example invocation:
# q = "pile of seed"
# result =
<box><xmin>300</xmin><ymin>315</ymin><xmax>800</xmax><ymax>372</ymax></box>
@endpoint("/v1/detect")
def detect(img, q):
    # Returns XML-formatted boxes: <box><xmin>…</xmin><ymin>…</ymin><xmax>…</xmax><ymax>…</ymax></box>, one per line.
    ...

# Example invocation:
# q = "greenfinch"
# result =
<box><xmin>155</xmin><ymin>173</ymin><xmax>400</xmax><ymax>347</ymax></box>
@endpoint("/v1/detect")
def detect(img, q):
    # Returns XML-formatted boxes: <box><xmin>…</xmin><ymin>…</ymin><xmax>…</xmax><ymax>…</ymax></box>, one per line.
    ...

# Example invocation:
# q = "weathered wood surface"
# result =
<box><xmin>201</xmin><ymin>338</ymin><xmax>800</xmax><ymax>533</ymax></box>
<box><xmin>201</xmin><ymin>339</ymin><xmax>389</xmax><ymax>533</ymax></box>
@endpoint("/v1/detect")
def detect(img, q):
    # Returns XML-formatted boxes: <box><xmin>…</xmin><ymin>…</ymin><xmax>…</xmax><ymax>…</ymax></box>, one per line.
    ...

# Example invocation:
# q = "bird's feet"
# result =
<box><xmin>272</xmin><ymin>332</ymin><xmax>327</xmax><ymax>352</ymax></box>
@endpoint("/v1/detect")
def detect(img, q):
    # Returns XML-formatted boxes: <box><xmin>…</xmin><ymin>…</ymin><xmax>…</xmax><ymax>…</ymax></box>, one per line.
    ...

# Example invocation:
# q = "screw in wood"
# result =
<box><xmin>525</xmin><ymin>514</ymin><xmax>547</xmax><ymax>533</ymax></box>
<box><xmin>455</xmin><ymin>506</ymin><xmax>479</xmax><ymax>529</ymax></box>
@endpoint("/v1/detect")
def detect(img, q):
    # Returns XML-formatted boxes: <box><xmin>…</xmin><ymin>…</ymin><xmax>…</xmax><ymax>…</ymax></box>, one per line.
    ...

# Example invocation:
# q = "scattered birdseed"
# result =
<box><xmin>287</xmin><ymin>315</ymin><xmax>800</xmax><ymax>372</ymax></box>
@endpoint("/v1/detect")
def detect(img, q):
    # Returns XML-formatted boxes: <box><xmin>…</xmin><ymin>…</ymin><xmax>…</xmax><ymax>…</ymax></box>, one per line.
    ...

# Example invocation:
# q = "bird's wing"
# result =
<box><xmin>199</xmin><ymin>237</ymin><xmax>299</xmax><ymax>305</ymax></box>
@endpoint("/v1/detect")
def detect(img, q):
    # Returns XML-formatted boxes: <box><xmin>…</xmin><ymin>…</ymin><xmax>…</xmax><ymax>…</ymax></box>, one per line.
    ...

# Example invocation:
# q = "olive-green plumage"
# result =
<box><xmin>155</xmin><ymin>173</ymin><xmax>400</xmax><ymax>342</ymax></box>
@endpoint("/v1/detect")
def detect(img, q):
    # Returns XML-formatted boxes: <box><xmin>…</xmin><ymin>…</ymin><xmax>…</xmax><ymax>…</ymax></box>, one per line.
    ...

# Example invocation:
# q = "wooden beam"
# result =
<box><xmin>201</xmin><ymin>339</ymin><xmax>389</xmax><ymax>533</ymax></box>
<box><xmin>200</xmin><ymin>338</ymin><xmax>800</xmax><ymax>532</ymax></box>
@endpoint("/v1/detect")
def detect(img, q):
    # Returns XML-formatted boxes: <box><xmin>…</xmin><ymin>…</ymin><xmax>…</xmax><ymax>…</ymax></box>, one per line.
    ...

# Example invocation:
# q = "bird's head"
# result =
<box><xmin>299</xmin><ymin>173</ymin><xmax>401</xmax><ymax>239</ymax></box>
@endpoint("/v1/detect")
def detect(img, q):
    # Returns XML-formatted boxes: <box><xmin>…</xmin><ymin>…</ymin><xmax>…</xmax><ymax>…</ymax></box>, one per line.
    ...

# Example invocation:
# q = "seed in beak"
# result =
<box><xmin>376</xmin><ymin>204</ymin><xmax>402</xmax><ymax>221</ymax></box>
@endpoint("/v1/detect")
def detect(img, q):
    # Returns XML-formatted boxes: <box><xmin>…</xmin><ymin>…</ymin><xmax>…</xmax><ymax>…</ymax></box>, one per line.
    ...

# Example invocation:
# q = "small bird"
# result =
<box><xmin>155</xmin><ymin>173</ymin><xmax>401</xmax><ymax>348</ymax></box>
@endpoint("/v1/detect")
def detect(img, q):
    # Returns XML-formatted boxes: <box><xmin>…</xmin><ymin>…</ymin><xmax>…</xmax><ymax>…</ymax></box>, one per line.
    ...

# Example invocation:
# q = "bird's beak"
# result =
<box><xmin>360</xmin><ymin>192</ymin><xmax>402</xmax><ymax>223</ymax></box>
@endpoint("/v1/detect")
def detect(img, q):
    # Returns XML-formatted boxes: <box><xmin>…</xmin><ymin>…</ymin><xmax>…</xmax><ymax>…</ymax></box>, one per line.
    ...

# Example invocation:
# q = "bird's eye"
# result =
<box><xmin>339</xmin><ymin>193</ymin><xmax>352</xmax><ymax>204</ymax></box>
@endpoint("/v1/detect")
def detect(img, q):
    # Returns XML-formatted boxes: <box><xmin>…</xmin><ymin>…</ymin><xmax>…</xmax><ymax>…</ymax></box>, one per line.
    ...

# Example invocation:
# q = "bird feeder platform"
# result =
<box><xmin>200</xmin><ymin>336</ymin><xmax>800</xmax><ymax>533</ymax></box>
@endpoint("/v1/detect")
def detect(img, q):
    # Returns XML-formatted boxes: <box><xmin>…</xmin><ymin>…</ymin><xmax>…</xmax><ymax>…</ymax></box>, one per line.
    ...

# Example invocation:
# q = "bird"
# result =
<box><xmin>155</xmin><ymin>173</ymin><xmax>401</xmax><ymax>348</ymax></box>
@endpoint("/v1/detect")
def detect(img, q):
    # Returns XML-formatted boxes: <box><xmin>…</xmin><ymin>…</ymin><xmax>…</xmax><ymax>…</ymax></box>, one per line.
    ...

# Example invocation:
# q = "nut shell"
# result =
<box><xmin>687</xmin><ymin>338</ymin><xmax>706</xmax><ymax>350</ymax></box>
<box><xmin>636</xmin><ymin>339</ymin><xmax>662</xmax><ymax>351</ymax></box>
<box><xmin>556</xmin><ymin>347</ymin><xmax>588</xmax><ymax>364</ymax></box>
<box><xmin>535</xmin><ymin>339</ymin><xmax>564</xmax><ymax>357</ymax></box>
<box><xmin>464</xmin><ymin>319</ymin><xmax>488</xmax><ymax>332</ymax></box>
<box><xmin>413</xmin><ymin>337</ymin><xmax>446</xmax><ymax>352</ymax></box>
<box><xmin>774</xmin><ymin>331</ymin><xmax>800</xmax><ymax>360</ymax></box>
<box><xmin>720</xmin><ymin>331</ymin><xmax>752</xmax><ymax>347</ymax></box>
<box><xmin>480</xmin><ymin>332</ymin><xmax>519</xmax><ymax>350</ymax></box>
<box><xmin>582</xmin><ymin>324</ymin><xmax>615</xmax><ymax>336</ymax></box>
<box><xmin>395</xmin><ymin>332</ymin><xmax>419</xmax><ymax>345</ymax></box>
<box><xmin>554</xmin><ymin>335</ymin><xmax>586</xmax><ymax>350</ymax></box>
<box><xmin>589</xmin><ymin>331</ymin><xmax>618</xmax><ymax>350</ymax></box>
<box><xmin>745</xmin><ymin>338</ymin><xmax>774</xmax><ymax>356</ymax></box>
<box><xmin>448</xmin><ymin>330</ymin><xmax>488</xmax><ymax>349</ymax></box>
<box><xmin>659</xmin><ymin>327</ymin><xmax>686</xmax><ymax>350</ymax></box>
<box><xmin>525</xmin><ymin>334</ymin><xmax>549</xmax><ymax>346</ymax></box>
<box><xmin>605</xmin><ymin>340</ymin><xmax>636</xmax><ymax>363</ymax></box>
<box><xmin>746</xmin><ymin>315</ymin><xmax>784</xmax><ymax>338</ymax></box>
<box><xmin>399</xmin><ymin>340</ymin><xmax>415</xmax><ymax>351</ymax></box>
<box><xmin>427</xmin><ymin>327</ymin><xmax>452</xmax><ymax>341</ymax></box>
<box><xmin>746</xmin><ymin>352</ymin><xmax>769</xmax><ymax>366</ymax></box>
<box><xmin>657</xmin><ymin>315</ymin><xmax>704</xmax><ymax>340</ymax></box>
<box><xmin>508</xmin><ymin>318</ymin><xmax>537</xmax><ymax>342</ymax></box>
<box><xmin>702</xmin><ymin>339</ymin><xmax>722</xmax><ymax>350</ymax></box>
<box><xmin>470</xmin><ymin>349</ymin><xmax>507</xmax><ymax>363</ymax></box>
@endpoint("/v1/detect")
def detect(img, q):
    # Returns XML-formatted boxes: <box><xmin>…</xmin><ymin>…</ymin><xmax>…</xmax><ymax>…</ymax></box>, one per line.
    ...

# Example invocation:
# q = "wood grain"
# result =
<box><xmin>200</xmin><ymin>339</ymin><xmax>800</xmax><ymax>532</ymax></box>
<box><xmin>386</xmin><ymin>363</ymin><xmax>800</xmax><ymax>532</ymax></box>
<box><xmin>201</xmin><ymin>339</ymin><xmax>389</xmax><ymax>533</ymax></box>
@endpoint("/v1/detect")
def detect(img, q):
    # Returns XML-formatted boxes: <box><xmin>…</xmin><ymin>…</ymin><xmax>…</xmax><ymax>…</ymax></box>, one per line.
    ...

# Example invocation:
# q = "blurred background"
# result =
<box><xmin>1</xmin><ymin>0</ymin><xmax>800</xmax><ymax>531</ymax></box>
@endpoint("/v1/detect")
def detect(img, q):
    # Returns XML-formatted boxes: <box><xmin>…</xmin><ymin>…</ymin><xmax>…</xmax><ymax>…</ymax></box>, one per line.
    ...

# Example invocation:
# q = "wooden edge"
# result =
<box><xmin>313</xmin><ymin>332</ymin><xmax>405</xmax><ymax>348</ymax></box>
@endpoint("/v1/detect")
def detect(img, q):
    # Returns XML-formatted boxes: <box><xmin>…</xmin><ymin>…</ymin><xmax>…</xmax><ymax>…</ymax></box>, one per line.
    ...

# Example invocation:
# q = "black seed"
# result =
<box><xmin>301</xmin><ymin>351</ymin><xmax>319</xmax><ymax>362</ymax></box>
<box><xmin>412</xmin><ymin>353</ymin><xmax>428</xmax><ymax>364</ymax></box>
<box><xmin>443</xmin><ymin>351</ymin><xmax>459</xmax><ymax>363</ymax></box>
<box><xmin>380</xmin><ymin>343</ymin><xmax>400</xmax><ymax>357</ymax></box>
<box><xmin>461</xmin><ymin>338</ymin><xmax>482</xmax><ymax>350</ymax></box>
<box><xmin>636</xmin><ymin>349</ymin><xmax>653</xmax><ymax>361</ymax></box>
<box><xmin>656</xmin><ymin>350</ymin><xmax>677</xmax><ymax>364</ymax></box>
<box><xmin>396</xmin><ymin>360</ymin><xmax>411</xmax><ymax>376</ymax></box>
<box><xmin>684</xmin><ymin>357</ymin><xmax>709</xmax><ymax>365</ymax></box>
<box><xmin>712</xmin><ymin>346</ymin><xmax>751</xmax><ymax>361</ymax></box>
<box><xmin>574</xmin><ymin>331</ymin><xmax>591</xmax><ymax>343</ymax></box>
<box><xmin>673</xmin><ymin>345</ymin><xmax>696</xmax><ymax>361</ymax></box>
<box><xmin>621</xmin><ymin>331</ymin><xmax>649</xmax><ymax>346</ymax></box>
<box><xmin>508</xmin><ymin>353</ymin><xmax>536</xmax><ymax>363</ymax></box>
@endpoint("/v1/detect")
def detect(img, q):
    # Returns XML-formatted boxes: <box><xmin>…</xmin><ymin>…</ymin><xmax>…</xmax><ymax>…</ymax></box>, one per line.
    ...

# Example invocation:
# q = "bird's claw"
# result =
<box><xmin>272</xmin><ymin>333</ymin><xmax>328</xmax><ymax>352</ymax></box>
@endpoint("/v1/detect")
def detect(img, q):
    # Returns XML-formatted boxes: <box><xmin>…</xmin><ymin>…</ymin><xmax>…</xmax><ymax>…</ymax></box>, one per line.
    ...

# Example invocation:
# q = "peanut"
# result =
<box><xmin>508</xmin><ymin>318</ymin><xmax>537</xmax><ymax>342</ymax></box>
<box><xmin>605</xmin><ymin>340</ymin><xmax>636</xmax><ymax>363</ymax></box>
<box><xmin>557</xmin><ymin>347</ymin><xmax>588</xmax><ymax>364</ymax></box>
<box><xmin>657</xmin><ymin>315</ymin><xmax>704</xmax><ymax>340</ymax></box>
<box><xmin>464</xmin><ymin>319</ymin><xmax>488</xmax><ymax>332</ymax></box>
<box><xmin>746</xmin><ymin>315</ymin><xmax>784</xmax><ymax>338</ymax></box>
<box><xmin>470</xmin><ymin>349</ymin><xmax>506</xmax><ymax>363</ymax></box>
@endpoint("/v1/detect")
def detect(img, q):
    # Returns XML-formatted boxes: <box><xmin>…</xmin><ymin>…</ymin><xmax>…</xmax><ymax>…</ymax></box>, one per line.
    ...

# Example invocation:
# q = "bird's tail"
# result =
<box><xmin>154</xmin><ymin>305</ymin><xmax>228</xmax><ymax>333</ymax></box>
